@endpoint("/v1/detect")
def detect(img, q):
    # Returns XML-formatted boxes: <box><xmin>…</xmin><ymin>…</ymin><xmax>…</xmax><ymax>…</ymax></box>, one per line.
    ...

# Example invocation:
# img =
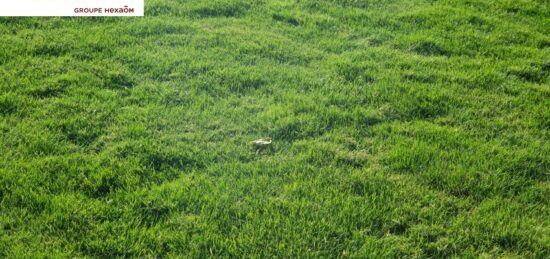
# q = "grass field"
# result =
<box><xmin>1</xmin><ymin>0</ymin><xmax>549</xmax><ymax>257</ymax></box>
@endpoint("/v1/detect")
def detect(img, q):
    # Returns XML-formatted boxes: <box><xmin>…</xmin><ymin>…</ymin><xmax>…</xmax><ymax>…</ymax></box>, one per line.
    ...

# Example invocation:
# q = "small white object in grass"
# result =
<box><xmin>252</xmin><ymin>137</ymin><xmax>272</xmax><ymax>154</ymax></box>
<box><xmin>252</xmin><ymin>138</ymin><xmax>272</xmax><ymax>146</ymax></box>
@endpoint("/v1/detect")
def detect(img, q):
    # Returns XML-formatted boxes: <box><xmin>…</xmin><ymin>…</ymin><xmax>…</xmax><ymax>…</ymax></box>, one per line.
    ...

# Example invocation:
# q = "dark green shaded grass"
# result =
<box><xmin>1</xmin><ymin>0</ymin><xmax>549</xmax><ymax>257</ymax></box>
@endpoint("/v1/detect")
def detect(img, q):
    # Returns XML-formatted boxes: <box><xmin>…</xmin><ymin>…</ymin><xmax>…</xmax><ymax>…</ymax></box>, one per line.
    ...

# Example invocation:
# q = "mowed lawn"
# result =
<box><xmin>1</xmin><ymin>0</ymin><xmax>549</xmax><ymax>257</ymax></box>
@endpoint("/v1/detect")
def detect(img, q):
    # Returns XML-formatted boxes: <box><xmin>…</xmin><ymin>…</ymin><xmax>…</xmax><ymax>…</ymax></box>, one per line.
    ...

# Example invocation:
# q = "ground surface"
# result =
<box><xmin>1</xmin><ymin>0</ymin><xmax>549</xmax><ymax>257</ymax></box>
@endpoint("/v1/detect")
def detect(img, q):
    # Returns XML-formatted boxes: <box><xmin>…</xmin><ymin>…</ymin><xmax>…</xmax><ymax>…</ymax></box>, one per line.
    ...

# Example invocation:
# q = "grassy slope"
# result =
<box><xmin>0</xmin><ymin>0</ymin><xmax>549</xmax><ymax>257</ymax></box>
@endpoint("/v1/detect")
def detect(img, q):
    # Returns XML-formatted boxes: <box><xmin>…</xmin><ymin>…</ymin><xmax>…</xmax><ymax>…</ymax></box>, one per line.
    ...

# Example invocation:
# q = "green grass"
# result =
<box><xmin>1</xmin><ymin>0</ymin><xmax>549</xmax><ymax>257</ymax></box>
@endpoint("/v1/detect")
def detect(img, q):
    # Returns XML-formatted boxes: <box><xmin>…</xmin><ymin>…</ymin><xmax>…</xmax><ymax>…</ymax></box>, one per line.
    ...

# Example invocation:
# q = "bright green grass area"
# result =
<box><xmin>1</xmin><ymin>0</ymin><xmax>549</xmax><ymax>257</ymax></box>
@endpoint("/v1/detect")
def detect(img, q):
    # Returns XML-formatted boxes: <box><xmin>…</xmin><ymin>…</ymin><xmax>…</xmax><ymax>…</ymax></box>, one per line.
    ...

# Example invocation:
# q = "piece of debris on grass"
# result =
<box><xmin>252</xmin><ymin>137</ymin><xmax>272</xmax><ymax>154</ymax></box>
<box><xmin>252</xmin><ymin>137</ymin><xmax>272</xmax><ymax>146</ymax></box>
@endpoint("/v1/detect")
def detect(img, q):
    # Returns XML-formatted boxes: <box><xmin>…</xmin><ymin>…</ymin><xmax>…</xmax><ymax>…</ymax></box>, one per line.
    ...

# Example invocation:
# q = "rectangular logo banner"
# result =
<box><xmin>0</xmin><ymin>0</ymin><xmax>144</xmax><ymax>16</ymax></box>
